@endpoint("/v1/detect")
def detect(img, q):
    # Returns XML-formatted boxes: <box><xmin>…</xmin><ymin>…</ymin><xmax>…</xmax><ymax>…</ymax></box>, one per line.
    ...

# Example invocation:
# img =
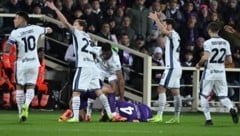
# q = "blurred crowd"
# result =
<box><xmin>1</xmin><ymin>0</ymin><xmax>240</xmax><ymax>105</ymax></box>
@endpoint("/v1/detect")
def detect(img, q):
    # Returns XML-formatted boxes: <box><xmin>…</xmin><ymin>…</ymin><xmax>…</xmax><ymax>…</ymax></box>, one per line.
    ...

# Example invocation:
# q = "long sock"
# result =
<box><xmin>72</xmin><ymin>96</ymin><xmax>80</xmax><ymax>119</ymax></box>
<box><xmin>86</xmin><ymin>98</ymin><xmax>95</xmax><ymax>116</ymax></box>
<box><xmin>108</xmin><ymin>93</ymin><xmax>116</xmax><ymax>115</ymax></box>
<box><xmin>25</xmin><ymin>89</ymin><xmax>34</xmax><ymax>107</ymax></box>
<box><xmin>157</xmin><ymin>93</ymin><xmax>166</xmax><ymax>116</ymax></box>
<box><xmin>200</xmin><ymin>95</ymin><xmax>211</xmax><ymax>120</ymax></box>
<box><xmin>16</xmin><ymin>90</ymin><xmax>25</xmax><ymax>115</ymax></box>
<box><xmin>219</xmin><ymin>97</ymin><xmax>234</xmax><ymax>111</ymax></box>
<box><xmin>99</xmin><ymin>94</ymin><xmax>112</xmax><ymax>118</ymax></box>
<box><xmin>174</xmin><ymin>95</ymin><xmax>182</xmax><ymax>117</ymax></box>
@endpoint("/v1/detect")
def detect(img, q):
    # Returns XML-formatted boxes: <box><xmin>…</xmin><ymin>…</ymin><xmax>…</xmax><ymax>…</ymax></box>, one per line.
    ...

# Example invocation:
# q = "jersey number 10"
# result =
<box><xmin>22</xmin><ymin>36</ymin><xmax>36</xmax><ymax>53</ymax></box>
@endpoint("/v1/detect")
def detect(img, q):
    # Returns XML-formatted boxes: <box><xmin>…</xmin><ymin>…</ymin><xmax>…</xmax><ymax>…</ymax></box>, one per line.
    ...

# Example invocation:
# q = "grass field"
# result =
<box><xmin>0</xmin><ymin>110</ymin><xmax>239</xmax><ymax>136</ymax></box>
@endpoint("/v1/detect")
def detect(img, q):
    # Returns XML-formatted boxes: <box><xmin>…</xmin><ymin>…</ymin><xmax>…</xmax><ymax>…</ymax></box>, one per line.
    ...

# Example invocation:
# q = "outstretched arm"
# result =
<box><xmin>196</xmin><ymin>52</ymin><xmax>209</xmax><ymax>69</ymax></box>
<box><xmin>46</xmin><ymin>1</ymin><xmax>73</xmax><ymax>31</ymax></box>
<box><xmin>148</xmin><ymin>12</ymin><xmax>170</xmax><ymax>36</ymax></box>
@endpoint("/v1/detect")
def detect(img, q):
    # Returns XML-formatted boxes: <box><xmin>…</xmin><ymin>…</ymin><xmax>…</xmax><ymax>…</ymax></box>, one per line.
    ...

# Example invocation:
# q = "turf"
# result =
<box><xmin>0</xmin><ymin>110</ymin><xmax>239</xmax><ymax>136</ymax></box>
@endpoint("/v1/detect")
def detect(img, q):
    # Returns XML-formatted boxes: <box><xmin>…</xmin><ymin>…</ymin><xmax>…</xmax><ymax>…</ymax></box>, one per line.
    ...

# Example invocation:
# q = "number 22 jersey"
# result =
<box><xmin>8</xmin><ymin>25</ymin><xmax>47</xmax><ymax>68</ymax></box>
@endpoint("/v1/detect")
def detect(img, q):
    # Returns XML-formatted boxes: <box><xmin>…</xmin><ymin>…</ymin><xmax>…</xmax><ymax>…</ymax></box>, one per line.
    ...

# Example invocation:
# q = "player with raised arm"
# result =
<box><xmin>3</xmin><ymin>11</ymin><xmax>52</xmax><ymax>122</ymax></box>
<box><xmin>147</xmin><ymin>12</ymin><xmax>182</xmax><ymax>124</ymax></box>
<box><xmin>46</xmin><ymin>1</ymin><xmax>114</xmax><ymax>122</ymax></box>
<box><xmin>196</xmin><ymin>22</ymin><xmax>239</xmax><ymax>126</ymax></box>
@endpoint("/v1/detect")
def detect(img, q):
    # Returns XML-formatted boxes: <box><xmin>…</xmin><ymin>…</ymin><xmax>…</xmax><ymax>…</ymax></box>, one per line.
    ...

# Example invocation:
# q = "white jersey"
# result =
<box><xmin>72</xmin><ymin>29</ymin><xmax>95</xmax><ymax>67</ymax></box>
<box><xmin>8</xmin><ymin>25</ymin><xmax>47</xmax><ymax>68</ymax></box>
<box><xmin>96</xmin><ymin>49</ymin><xmax>122</xmax><ymax>81</ymax></box>
<box><xmin>204</xmin><ymin>37</ymin><xmax>231</xmax><ymax>70</ymax></box>
<box><xmin>164</xmin><ymin>30</ymin><xmax>181</xmax><ymax>68</ymax></box>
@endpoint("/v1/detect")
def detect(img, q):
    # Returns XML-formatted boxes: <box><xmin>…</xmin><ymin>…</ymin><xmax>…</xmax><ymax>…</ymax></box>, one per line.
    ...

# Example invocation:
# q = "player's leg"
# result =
<box><xmin>148</xmin><ymin>69</ymin><xmax>170</xmax><ymax>122</ymax></box>
<box><xmin>108</xmin><ymin>80</ymin><xmax>118</xmax><ymax>116</ymax></box>
<box><xmin>85</xmin><ymin>98</ymin><xmax>95</xmax><ymax>121</ymax></box>
<box><xmin>200</xmin><ymin>80</ymin><xmax>213</xmax><ymax>125</ymax></box>
<box><xmin>16</xmin><ymin>85</ymin><xmax>25</xmax><ymax>122</ymax></box>
<box><xmin>166</xmin><ymin>69</ymin><xmax>182</xmax><ymax>124</ymax></box>
<box><xmin>215</xmin><ymin>80</ymin><xmax>239</xmax><ymax>124</ymax></box>
<box><xmin>67</xmin><ymin>67</ymin><xmax>86</xmax><ymax>122</ymax></box>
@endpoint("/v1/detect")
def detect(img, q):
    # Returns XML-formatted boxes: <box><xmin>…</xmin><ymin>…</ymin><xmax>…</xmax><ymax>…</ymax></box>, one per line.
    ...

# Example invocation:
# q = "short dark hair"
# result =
<box><xmin>207</xmin><ymin>22</ymin><xmax>220</xmax><ymax>33</ymax></box>
<box><xmin>100</xmin><ymin>42</ymin><xmax>112</xmax><ymax>52</ymax></box>
<box><xmin>74</xmin><ymin>19</ymin><xmax>87</xmax><ymax>30</ymax></box>
<box><xmin>163</xmin><ymin>18</ymin><xmax>176</xmax><ymax>29</ymax></box>
<box><xmin>16</xmin><ymin>11</ymin><xmax>29</xmax><ymax>22</ymax></box>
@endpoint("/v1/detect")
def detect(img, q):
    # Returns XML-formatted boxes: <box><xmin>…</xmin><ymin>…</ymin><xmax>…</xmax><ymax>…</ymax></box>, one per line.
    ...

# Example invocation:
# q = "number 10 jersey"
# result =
<box><xmin>8</xmin><ymin>25</ymin><xmax>47</xmax><ymax>68</ymax></box>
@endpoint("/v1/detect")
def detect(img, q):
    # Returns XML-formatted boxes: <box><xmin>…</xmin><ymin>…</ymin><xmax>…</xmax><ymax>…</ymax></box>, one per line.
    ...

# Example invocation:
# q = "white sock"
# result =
<box><xmin>174</xmin><ymin>95</ymin><xmax>182</xmax><ymax>117</ymax></box>
<box><xmin>200</xmin><ymin>95</ymin><xmax>211</xmax><ymax>120</ymax></box>
<box><xmin>72</xmin><ymin>96</ymin><xmax>80</xmax><ymax>119</ymax></box>
<box><xmin>157</xmin><ymin>93</ymin><xmax>166</xmax><ymax>116</ymax></box>
<box><xmin>99</xmin><ymin>94</ymin><xmax>112</xmax><ymax>118</ymax></box>
<box><xmin>86</xmin><ymin>98</ymin><xmax>95</xmax><ymax>116</ymax></box>
<box><xmin>219</xmin><ymin>97</ymin><xmax>234</xmax><ymax>111</ymax></box>
<box><xmin>25</xmin><ymin>89</ymin><xmax>35</xmax><ymax>107</ymax></box>
<box><xmin>16</xmin><ymin>90</ymin><xmax>25</xmax><ymax>114</ymax></box>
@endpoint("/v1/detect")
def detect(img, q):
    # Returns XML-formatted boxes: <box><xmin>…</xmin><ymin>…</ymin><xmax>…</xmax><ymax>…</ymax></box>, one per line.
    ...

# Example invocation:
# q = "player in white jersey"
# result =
<box><xmin>85</xmin><ymin>42</ymin><xmax>125</xmax><ymax>121</ymax></box>
<box><xmin>47</xmin><ymin>1</ymin><xmax>114</xmax><ymax>122</ymax></box>
<box><xmin>196</xmin><ymin>22</ymin><xmax>238</xmax><ymax>125</ymax></box>
<box><xmin>148</xmin><ymin>12</ymin><xmax>182</xmax><ymax>124</ymax></box>
<box><xmin>3</xmin><ymin>11</ymin><xmax>52</xmax><ymax>122</ymax></box>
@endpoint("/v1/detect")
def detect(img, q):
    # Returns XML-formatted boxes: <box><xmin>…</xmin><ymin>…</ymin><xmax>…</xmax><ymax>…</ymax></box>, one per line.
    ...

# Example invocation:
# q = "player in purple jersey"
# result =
<box><xmin>116</xmin><ymin>101</ymin><xmax>152</xmax><ymax>122</ymax></box>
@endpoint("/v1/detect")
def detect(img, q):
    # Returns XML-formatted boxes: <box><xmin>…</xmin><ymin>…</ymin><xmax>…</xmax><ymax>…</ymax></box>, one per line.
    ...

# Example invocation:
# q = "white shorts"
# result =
<box><xmin>200</xmin><ymin>80</ymin><xmax>228</xmax><ymax>97</ymax></box>
<box><xmin>16</xmin><ymin>67</ymin><xmax>39</xmax><ymax>86</ymax></box>
<box><xmin>72</xmin><ymin>67</ymin><xmax>101</xmax><ymax>92</ymax></box>
<box><xmin>159</xmin><ymin>68</ymin><xmax>182</xmax><ymax>89</ymax></box>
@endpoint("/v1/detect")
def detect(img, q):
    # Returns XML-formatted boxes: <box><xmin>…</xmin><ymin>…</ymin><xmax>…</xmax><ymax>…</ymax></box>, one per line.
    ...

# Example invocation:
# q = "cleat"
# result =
<box><xmin>84</xmin><ymin>115</ymin><xmax>91</xmax><ymax>122</ymax></box>
<box><xmin>112</xmin><ymin>114</ymin><xmax>127</xmax><ymax>122</ymax></box>
<box><xmin>20</xmin><ymin>104</ymin><xmax>29</xmax><ymax>122</ymax></box>
<box><xmin>58</xmin><ymin>109</ymin><xmax>72</xmax><ymax>122</ymax></box>
<box><xmin>99</xmin><ymin>112</ymin><xmax>110</xmax><ymax>122</ymax></box>
<box><xmin>230</xmin><ymin>108</ymin><xmax>239</xmax><ymax>124</ymax></box>
<box><xmin>165</xmin><ymin>117</ymin><xmax>180</xmax><ymax>124</ymax></box>
<box><xmin>205</xmin><ymin>120</ymin><xmax>213</xmax><ymax>126</ymax></box>
<box><xmin>148</xmin><ymin>115</ymin><xmax>162</xmax><ymax>123</ymax></box>
<box><xmin>66</xmin><ymin>117</ymin><xmax>79</xmax><ymax>123</ymax></box>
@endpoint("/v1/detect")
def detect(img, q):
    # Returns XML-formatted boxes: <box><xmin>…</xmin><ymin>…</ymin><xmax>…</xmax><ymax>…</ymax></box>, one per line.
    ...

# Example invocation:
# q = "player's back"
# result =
<box><xmin>204</xmin><ymin>37</ymin><xmax>231</xmax><ymax>70</ymax></box>
<box><xmin>72</xmin><ymin>29</ymin><xmax>95</xmax><ymax>67</ymax></box>
<box><xmin>9</xmin><ymin>25</ymin><xmax>45</xmax><ymax>67</ymax></box>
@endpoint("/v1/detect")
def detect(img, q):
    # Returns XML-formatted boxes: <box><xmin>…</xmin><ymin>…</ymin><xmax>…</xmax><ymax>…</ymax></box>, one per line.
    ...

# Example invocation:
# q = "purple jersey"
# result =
<box><xmin>116</xmin><ymin>101</ymin><xmax>152</xmax><ymax>122</ymax></box>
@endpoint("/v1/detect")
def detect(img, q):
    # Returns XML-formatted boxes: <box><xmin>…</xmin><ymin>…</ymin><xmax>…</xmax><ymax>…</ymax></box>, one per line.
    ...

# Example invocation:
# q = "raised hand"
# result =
<box><xmin>46</xmin><ymin>1</ymin><xmax>57</xmax><ymax>11</ymax></box>
<box><xmin>148</xmin><ymin>12</ymin><xmax>158</xmax><ymax>21</ymax></box>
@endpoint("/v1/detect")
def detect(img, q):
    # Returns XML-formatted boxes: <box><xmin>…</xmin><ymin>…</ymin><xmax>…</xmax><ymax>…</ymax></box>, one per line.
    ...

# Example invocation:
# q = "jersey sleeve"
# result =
<box><xmin>34</xmin><ymin>25</ymin><xmax>47</xmax><ymax>34</ymax></box>
<box><xmin>112</xmin><ymin>53</ymin><xmax>122</xmax><ymax>71</ymax></box>
<box><xmin>203</xmin><ymin>41</ymin><xmax>211</xmax><ymax>53</ymax></box>
<box><xmin>7</xmin><ymin>31</ymin><xmax>17</xmax><ymax>46</ymax></box>
<box><xmin>226</xmin><ymin>41</ymin><xmax>231</xmax><ymax>56</ymax></box>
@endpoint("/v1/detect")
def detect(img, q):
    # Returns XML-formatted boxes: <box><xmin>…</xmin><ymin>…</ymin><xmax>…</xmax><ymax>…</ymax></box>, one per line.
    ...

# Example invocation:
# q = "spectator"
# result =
<box><xmin>198</xmin><ymin>4</ymin><xmax>209</xmax><ymax>38</ymax></box>
<box><xmin>131</xmin><ymin>34</ymin><xmax>145</xmax><ymax>51</ymax></box>
<box><xmin>116</xmin><ymin>15</ymin><xmax>136</xmax><ymax>42</ymax></box>
<box><xmin>91</xmin><ymin>0</ymin><xmax>104</xmax><ymax>30</ymax></box>
<box><xmin>19</xmin><ymin>0</ymin><xmax>34</xmax><ymax>13</ymax></box>
<box><xmin>126</xmin><ymin>0</ymin><xmax>151</xmax><ymax>40</ymax></box>
<box><xmin>114</xmin><ymin>6</ymin><xmax>124</xmax><ymax>27</ymax></box>
<box><xmin>98</xmin><ymin>21</ymin><xmax>118</xmax><ymax>43</ymax></box>
<box><xmin>61</xmin><ymin>0</ymin><xmax>74</xmax><ymax>23</ymax></box>
<box><xmin>152</xmin><ymin>47</ymin><xmax>164</xmax><ymax>66</ymax></box>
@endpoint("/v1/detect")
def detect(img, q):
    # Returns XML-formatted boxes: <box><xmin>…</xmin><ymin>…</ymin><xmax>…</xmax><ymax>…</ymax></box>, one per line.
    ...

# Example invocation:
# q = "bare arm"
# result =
<box><xmin>116</xmin><ymin>70</ymin><xmax>125</xmax><ymax>101</ymax></box>
<box><xmin>148</xmin><ymin>12</ymin><xmax>171</xmax><ymax>36</ymax></box>
<box><xmin>225</xmin><ymin>55</ymin><xmax>232</xmax><ymax>65</ymax></box>
<box><xmin>196</xmin><ymin>52</ymin><xmax>209</xmax><ymax>68</ymax></box>
<box><xmin>46</xmin><ymin>1</ymin><xmax>73</xmax><ymax>31</ymax></box>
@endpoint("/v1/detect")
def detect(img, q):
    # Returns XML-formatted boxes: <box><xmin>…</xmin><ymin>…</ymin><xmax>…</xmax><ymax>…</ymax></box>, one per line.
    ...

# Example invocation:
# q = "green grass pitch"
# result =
<box><xmin>0</xmin><ymin>110</ymin><xmax>239</xmax><ymax>136</ymax></box>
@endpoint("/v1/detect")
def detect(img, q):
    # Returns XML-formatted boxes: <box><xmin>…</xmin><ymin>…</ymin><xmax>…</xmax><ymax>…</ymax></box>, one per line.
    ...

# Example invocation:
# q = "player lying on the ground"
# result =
<box><xmin>58</xmin><ymin>83</ymin><xmax>127</xmax><ymax>122</ymax></box>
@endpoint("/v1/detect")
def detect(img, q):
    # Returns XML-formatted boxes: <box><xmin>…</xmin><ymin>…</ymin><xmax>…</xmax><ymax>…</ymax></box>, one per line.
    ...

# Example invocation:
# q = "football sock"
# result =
<box><xmin>72</xmin><ymin>96</ymin><xmax>80</xmax><ymax>119</ymax></box>
<box><xmin>108</xmin><ymin>93</ymin><xmax>116</xmax><ymax>114</ymax></box>
<box><xmin>25</xmin><ymin>89</ymin><xmax>34</xmax><ymax>107</ymax></box>
<box><xmin>99</xmin><ymin>94</ymin><xmax>112</xmax><ymax>118</ymax></box>
<box><xmin>200</xmin><ymin>95</ymin><xmax>211</xmax><ymax>120</ymax></box>
<box><xmin>86</xmin><ymin>98</ymin><xmax>94</xmax><ymax>116</ymax></box>
<box><xmin>16</xmin><ymin>90</ymin><xmax>25</xmax><ymax>114</ymax></box>
<box><xmin>219</xmin><ymin>97</ymin><xmax>234</xmax><ymax>111</ymax></box>
<box><xmin>157</xmin><ymin>93</ymin><xmax>166</xmax><ymax>116</ymax></box>
<box><xmin>174</xmin><ymin>95</ymin><xmax>182</xmax><ymax>117</ymax></box>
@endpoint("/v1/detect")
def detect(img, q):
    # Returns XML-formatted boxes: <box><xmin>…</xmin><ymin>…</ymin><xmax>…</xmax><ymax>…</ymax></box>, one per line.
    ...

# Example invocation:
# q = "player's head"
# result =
<box><xmin>163</xmin><ymin>18</ymin><xmax>175</xmax><ymax>31</ymax></box>
<box><xmin>207</xmin><ymin>21</ymin><xmax>220</xmax><ymax>36</ymax></box>
<box><xmin>14</xmin><ymin>11</ymin><xmax>29</xmax><ymax>28</ymax></box>
<box><xmin>100</xmin><ymin>42</ymin><xmax>112</xmax><ymax>60</ymax></box>
<box><xmin>73</xmin><ymin>19</ymin><xmax>87</xmax><ymax>31</ymax></box>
